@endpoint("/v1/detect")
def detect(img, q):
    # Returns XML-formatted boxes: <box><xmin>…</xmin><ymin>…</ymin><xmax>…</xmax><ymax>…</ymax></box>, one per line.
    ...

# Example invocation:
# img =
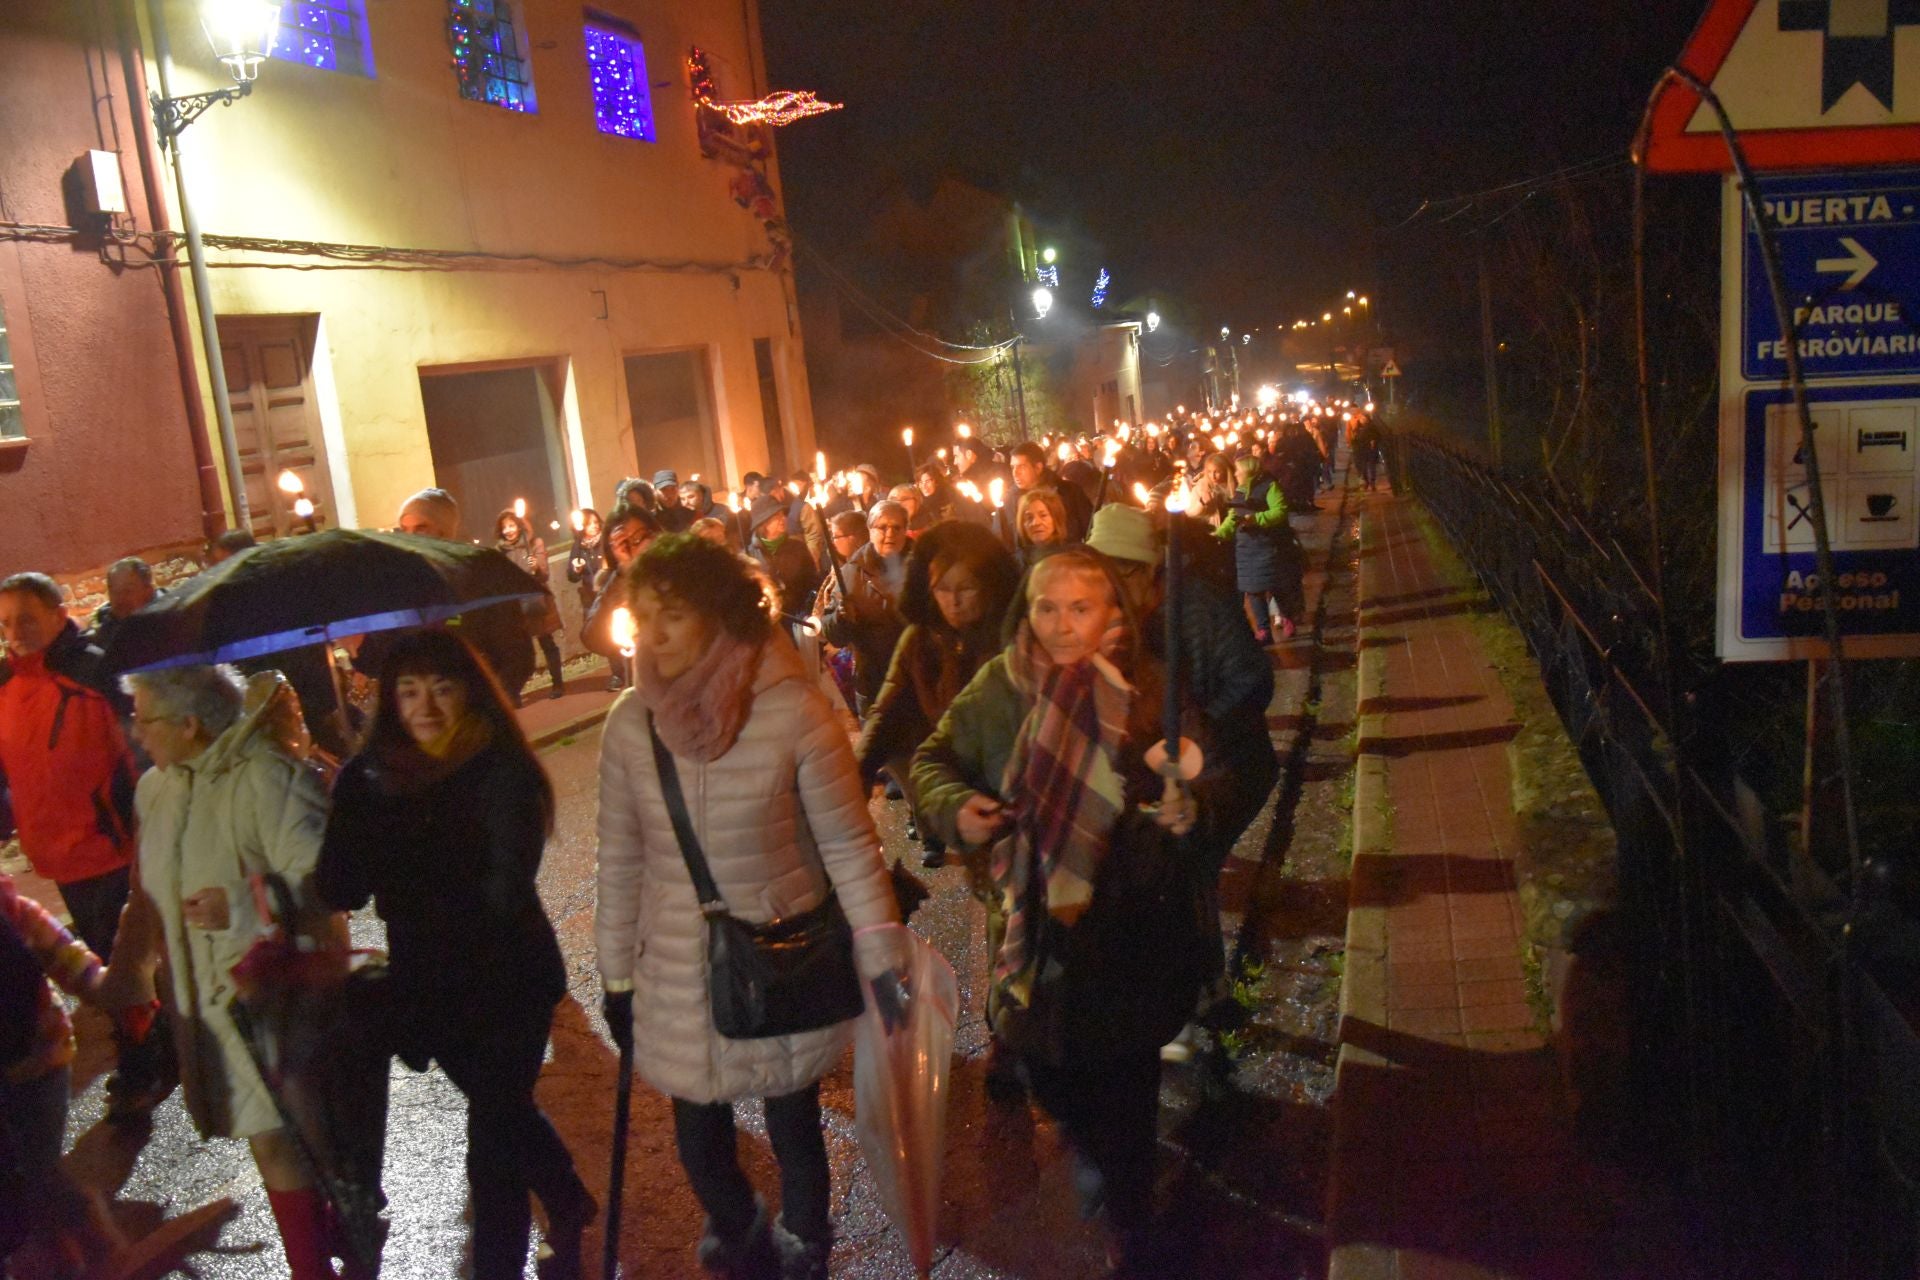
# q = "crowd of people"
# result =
<box><xmin>0</xmin><ymin>395</ymin><xmax>1383</xmax><ymax>1278</ymax></box>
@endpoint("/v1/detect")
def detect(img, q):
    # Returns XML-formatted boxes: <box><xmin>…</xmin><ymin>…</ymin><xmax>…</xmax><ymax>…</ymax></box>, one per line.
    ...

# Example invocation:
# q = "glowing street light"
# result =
<box><xmin>1146</xmin><ymin>310</ymin><xmax>1161</xmax><ymax>333</ymax></box>
<box><xmin>1322</xmin><ymin>312</ymin><xmax>1333</xmax><ymax>322</ymax></box>
<box><xmin>1032</xmin><ymin>286</ymin><xmax>1054</xmax><ymax>319</ymax></box>
<box><xmin>1041</xmin><ymin>246</ymin><xmax>1058</xmax><ymax>265</ymax></box>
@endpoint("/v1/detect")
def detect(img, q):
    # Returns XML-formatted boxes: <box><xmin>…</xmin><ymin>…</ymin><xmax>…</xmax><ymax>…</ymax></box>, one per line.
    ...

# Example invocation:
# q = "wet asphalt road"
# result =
<box><xmin>60</xmin><ymin>481</ymin><xmax>1360</xmax><ymax>1280</ymax></box>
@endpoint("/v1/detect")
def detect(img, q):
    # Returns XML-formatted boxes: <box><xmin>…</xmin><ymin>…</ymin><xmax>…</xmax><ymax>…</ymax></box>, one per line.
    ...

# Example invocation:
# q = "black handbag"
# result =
<box><xmin>648</xmin><ymin>721</ymin><xmax>866</xmax><ymax>1039</ymax></box>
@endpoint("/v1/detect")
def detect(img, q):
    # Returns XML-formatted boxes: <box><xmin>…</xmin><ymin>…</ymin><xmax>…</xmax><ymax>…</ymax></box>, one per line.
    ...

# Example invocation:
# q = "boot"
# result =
<box><xmin>772</xmin><ymin>1219</ymin><xmax>832</xmax><ymax>1280</ymax></box>
<box><xmin>266</xmin><ymin>1187</ymin><xmax>341</xmax><ymax>1280</ymax></box>
<box><xmin>695</xmin><ymin>1196</ymin><xmax>777</xmax><ymax>1279</ymax></box>
<box><xmin>534</xmin><ymin>1182</ymin><xmax>596</xmax><ymax>1280</ymax></box>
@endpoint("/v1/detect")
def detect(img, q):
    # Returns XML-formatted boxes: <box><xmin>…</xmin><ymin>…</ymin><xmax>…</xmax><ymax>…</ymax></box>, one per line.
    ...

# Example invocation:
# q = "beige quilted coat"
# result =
<box><xmin>127</xmin><ymin>697</ymin><xmax>330</xmax><ymax>1140</ymax></box>
<box><xmin>595</xmin><ymin>639</ymin><xmax>901</xmax><ymax>1104</ymax></box>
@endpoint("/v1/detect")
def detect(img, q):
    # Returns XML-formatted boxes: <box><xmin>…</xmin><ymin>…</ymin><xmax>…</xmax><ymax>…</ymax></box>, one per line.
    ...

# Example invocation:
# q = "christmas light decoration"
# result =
<box><xmin>1036</xmin><ymin>264</ymin><xmax>1060</xmax><ymax>289</ymax></box>
<box><xmin>1090</xmin><ymin>268</ymin><xmax>1110</xmax><ymax>309</ymax></box>
<box><xmin>585</xmin><ymin>22</ymin><xmax>656</xmax><ymax>140</ymax></box>
<box><xmin>447</xmin><ymin>0</ymin><xmax>534</xmax><ymax>111</ymax></box>
<box><xmin>699</xmin><ymin>90</ymin><xmax>841</xmax><ymax>128</ymax></box>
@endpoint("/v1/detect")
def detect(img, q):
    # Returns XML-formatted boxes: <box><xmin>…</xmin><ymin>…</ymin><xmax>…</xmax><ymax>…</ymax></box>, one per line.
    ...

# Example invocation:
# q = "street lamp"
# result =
<box><xmin>1146</xmin><ymin>310</ymin><xmax>1161</xmax><ymax>333</ymax></box>
<box><xmin>1031</xmin><ymin>286</ymin><xmax>1053</xmax><ymax>319</ymax></box>
<box><xmin>153</xmin><ymin>0</ymin><xmax>279</xmax><ymax>135</ymax></box>
<box><xmin>148</xmin><ymin>0</ymin><xmax>281</xmax><ymax>534</ymax></box>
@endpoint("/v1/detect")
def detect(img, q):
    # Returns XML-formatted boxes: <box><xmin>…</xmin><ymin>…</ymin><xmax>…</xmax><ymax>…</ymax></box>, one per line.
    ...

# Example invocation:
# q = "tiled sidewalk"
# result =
<box><xmin>1328</xmin><ymin>489</ymin><xmax>1595</xmax><ymax>1280</ymax></box>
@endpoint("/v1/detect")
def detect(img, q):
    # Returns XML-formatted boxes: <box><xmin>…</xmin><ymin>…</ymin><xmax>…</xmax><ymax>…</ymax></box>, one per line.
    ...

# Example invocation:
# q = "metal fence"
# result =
<box><xmin>1387</xmin><ymin>428</ymin><xmax>1920</xmax><ymax>1278</ymax></box>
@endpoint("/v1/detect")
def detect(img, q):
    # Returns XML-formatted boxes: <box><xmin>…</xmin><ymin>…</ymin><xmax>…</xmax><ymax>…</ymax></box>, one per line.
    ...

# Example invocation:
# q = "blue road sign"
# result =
<box><xmin>1736</xmin><ymin>381</ymin><xmax>1920</xmax><ymax>648</ymax></box>
<box><xmin>1742</xmin><ymin>168</ymin><xmax>1920</xmax><ymax>382</ymax></box>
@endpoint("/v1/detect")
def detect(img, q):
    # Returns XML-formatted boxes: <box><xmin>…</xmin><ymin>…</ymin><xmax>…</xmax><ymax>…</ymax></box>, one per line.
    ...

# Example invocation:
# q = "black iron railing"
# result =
<box><xmin>1387</xmin><ymin>429</ymin><xmax>1920</xmax><ymax>1278</ymax></box>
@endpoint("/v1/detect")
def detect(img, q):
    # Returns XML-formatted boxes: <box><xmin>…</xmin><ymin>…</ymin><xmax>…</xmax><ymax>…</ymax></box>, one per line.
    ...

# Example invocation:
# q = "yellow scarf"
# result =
<box><xmin>417</xmin><ymin>711</ymin><xmax>492</xmax><ymax>764</ymax></box>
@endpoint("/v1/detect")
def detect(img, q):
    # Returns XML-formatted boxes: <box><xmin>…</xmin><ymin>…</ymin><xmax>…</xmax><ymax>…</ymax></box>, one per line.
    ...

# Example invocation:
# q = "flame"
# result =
<box><xmin>1165</xmin><ymin>473</ymin><xmax>1190</xmax><ymax>515</ymax></box>
<box><xmin>512</xmin><ymin>497</ymin><xmax>527</xmax><ymax>520</ymax></box>
<box><xmin>1117</xmin><ymin>423</ymin><xmax>1132</xmax><ymax>441</ymax></box>
<box><xmin>1056</xmin><ymin>441</ymin><xmax>1073</xmax><ymax>463</ymax></box>
<box><xmin>1103</xmin><ymin>438</ymin><xmax>1122</xmax><ymax>468</ymax></box>
<box><xmin>956</xmin><ymin>422</ymin><xmax>972</xmax><ymax>440</ymax></box>
<box><xmin>957</xmin><ymin>480</ymin><xmax>982</xmax><ymax>504</ymax></box>
<box><xmin>276</xmin><ymin>469</ymin><xmax>305</xmax><ymax>495</ymax></box>
<box><xmin>936</xmin><ymin>446</ymin><xmax>949</xmax><ymax>459</ymax></box>
<box><xmin>1132</xmin><ymin>482</ymin><xmax>1152</xmax><ymax>506</ymax></box>
<box><xmin>902</xmin><ymin>426</ymin><xmax>914</xmax><ymax>448</ymax></box>
<box><xmin>609</xmin><ymin>606</ymin><xmax>637</xmax><ymax>657</ymax></box>
<box><xmin>815</xmin><ymin>450</ymin><xmax>827</xmax><ymax>481</ymax></box>
<box><xmin>570</xmin><ymin>509</ymin><xmax>586</xmax><ymax>531</ymax></box>
<box><xmin>292</xmin><ymin>497</ymin><xmax>315</xmax><ymax>519</ymax></box>
<box><xmin>988</xmin><ymin>477</ymin><xmax>1006</xmax><ymax>509</ymax></box>
<box><xmin>1145</xmin><ymin>423</ymin><xmax>1161</xmax><ymax>439</ymax></box>
<box><xmin>726</xmin><ymin>489</ymin><xmax>741</xmax><ymax>512</ymax></box>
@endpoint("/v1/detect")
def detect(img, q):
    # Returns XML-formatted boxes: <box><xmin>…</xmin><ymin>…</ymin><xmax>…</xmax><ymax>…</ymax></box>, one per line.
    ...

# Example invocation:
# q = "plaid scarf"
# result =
<box><xmin>990</xmin><ymin>625</ymin><xmax>1133</xmax><ymax>1010</ymax></box>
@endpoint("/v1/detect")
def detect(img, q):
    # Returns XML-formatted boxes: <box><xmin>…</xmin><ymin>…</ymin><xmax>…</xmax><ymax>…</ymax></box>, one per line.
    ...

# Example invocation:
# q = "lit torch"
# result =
<box><xmin>609</xmin><ymin>606</ymin><xmax>637</xmax><ymax>658</ymax></box>
<box><xmin>570</xmin><ymin>509</ymin><xmax>586</xmax><ymax>533</ymax></box>
<box><xmin>988</xmin><ymin>477</ymin><xmax>1005</xmax><ymax>510</ymax></box>
<box><xmin>277</xmin><ymin>470</ymin><xmax>305</xmax><ymax>496</ymax></box>
<box><xmin>512</xmin><ymin>497</ymin><xmax>527</xmax><ymax>521</ymax></box>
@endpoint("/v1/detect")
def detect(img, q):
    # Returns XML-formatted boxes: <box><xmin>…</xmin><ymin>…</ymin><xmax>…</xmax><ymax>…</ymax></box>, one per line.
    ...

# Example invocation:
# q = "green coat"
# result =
<box><xmin>909</xmin><ymin>653</ymin><xmax>1026</xmax><ymax>854</ymax></box>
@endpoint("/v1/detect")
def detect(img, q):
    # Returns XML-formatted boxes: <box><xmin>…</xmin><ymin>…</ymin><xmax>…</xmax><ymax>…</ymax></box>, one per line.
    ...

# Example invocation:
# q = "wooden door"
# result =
<box><xmin>218</xmin><ymin>316</ymin><xmax>335</xmax><ymax>538</ymax></box>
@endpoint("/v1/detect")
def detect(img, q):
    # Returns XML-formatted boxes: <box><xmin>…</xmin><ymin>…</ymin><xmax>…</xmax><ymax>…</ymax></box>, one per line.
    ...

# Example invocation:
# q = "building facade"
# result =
<box><xmin>0</xmin><ymin>0</ymin><xmax>816</xmax><ymax>582</ymax></box>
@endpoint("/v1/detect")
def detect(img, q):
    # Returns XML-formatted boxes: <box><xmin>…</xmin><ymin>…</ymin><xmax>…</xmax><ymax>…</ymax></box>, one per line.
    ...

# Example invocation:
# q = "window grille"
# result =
<box><xmin>448</xmin><ymin>0</ymin><xmax>536</xmax><ymax>112</ymax></box>
<box><xmin>0</xmin><ymin>296</ymin><xmax>20</xmax><ymax>441</ymax></box>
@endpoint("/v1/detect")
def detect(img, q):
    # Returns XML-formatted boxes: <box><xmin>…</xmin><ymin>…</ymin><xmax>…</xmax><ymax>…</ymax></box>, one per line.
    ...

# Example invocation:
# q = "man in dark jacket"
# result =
<box><xmin>86</xmin><ymin>557</ymin><xmax>158</xmax><ymax>654</ymax></box>
<box><xmin>817</xmin><ymin>501</ymin><xmax>909</xmax><ymax>716</ymax></box>
<box><xmin>651</xmin><ymin>470</ymin><xmax>697</xmax><ymax>533</ymax></box>
<box><xmin>747</xmin><ymin>495</ymin><xmax>822</xmax><ymax>622</ymax></box>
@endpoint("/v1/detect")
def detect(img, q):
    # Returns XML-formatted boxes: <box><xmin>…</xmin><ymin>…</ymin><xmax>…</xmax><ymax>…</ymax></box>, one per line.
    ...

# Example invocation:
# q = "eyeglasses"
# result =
<box><xmin>870</xmin><ymin>523</ymin><xmax>907</xmax><ymax>535</ymax></box>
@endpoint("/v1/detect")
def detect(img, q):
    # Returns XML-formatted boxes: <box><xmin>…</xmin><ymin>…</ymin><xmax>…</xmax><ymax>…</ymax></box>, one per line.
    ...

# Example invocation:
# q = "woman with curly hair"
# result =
<box><xmin>595</xmin><ymin>534</ymin><xmax>904</xmax><ymax>1280</ymax></box>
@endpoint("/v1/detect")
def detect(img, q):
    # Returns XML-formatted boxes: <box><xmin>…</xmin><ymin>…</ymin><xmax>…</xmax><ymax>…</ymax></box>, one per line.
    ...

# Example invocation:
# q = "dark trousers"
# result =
<box><xmin>56</xmin><ymin>866</ymin><xmax>130</xmax><ymax>961</ymax></box>
<box><xmin>1024</xmin><ymin>1048</ymin><xmax>1163</xmax><ymax>1226</ymax></box>
<box><xmin>535</xmin><ymin>633</ymin><xmax>564</xmax><ymax>687</ymax></box>
<box><xmin>432</xmin><ymin>1007</ymin><xmax>586</xmax><ymax>1280</ymax></box>
<box><xmin>671</xmin><ymin>1083</ymin><xmax>831</xmax><ymax>1244</ymax></box>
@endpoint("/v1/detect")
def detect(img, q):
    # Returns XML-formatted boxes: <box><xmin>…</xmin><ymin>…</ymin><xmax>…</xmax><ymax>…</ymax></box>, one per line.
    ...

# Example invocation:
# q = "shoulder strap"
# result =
<box><xmin>647</xmin><ymin>717</ymin><xmax>726</xmax><ymax>910</ymax></box>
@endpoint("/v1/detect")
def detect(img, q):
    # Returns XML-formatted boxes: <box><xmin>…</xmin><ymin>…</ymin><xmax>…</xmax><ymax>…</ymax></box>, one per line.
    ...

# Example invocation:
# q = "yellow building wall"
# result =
<box><xmin>148</xmin><ymin>0</ymin><xmax>813</xmax><ymax>528</ymax></box>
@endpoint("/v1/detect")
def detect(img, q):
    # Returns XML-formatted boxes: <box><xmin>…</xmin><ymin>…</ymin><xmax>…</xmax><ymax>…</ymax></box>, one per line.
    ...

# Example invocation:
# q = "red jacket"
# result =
<box><xmin>0</xmin><ymin>624</ymin><xmax>137</xmax><ymax>885</ymax></box>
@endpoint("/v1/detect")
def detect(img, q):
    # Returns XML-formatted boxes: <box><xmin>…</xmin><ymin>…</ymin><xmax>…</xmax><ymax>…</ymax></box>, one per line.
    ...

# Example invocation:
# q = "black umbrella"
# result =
<box><xmin>103</xmin><ymin>529</ymin><xmax>544</xmax><ymax>674</ymax></box>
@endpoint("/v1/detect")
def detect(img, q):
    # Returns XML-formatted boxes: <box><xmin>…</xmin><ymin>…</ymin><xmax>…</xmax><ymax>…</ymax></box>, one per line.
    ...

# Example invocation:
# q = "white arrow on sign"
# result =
<box><xmin>1815</xmin><ymin>236</ymin><xmax>1879</xmax><ymax>291</ymax></box>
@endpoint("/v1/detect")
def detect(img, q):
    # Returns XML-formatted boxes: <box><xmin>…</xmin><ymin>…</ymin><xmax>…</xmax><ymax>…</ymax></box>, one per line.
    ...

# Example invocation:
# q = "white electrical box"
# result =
<box><xmin>75</xmin><ymin>150</ymin><xmax>128</xmax><ymax>216</ymax></box>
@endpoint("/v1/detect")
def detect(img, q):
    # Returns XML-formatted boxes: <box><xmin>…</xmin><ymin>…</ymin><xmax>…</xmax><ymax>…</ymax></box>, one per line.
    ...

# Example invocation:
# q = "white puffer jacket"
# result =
<box><xmin>595</xmin><ymin>639</ymin><xmax>901</xmax><ymax>1104</ymax></box>
<box><xmin>127</xmin><ymin>693</ymin><xmax>331</xmax><ymax>1140</ymax></box>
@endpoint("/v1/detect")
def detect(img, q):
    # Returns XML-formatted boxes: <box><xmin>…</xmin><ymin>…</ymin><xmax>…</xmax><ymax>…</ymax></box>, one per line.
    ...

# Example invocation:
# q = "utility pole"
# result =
<box><xmin>1010</xmin><ymin>335</ymin><xmax>1031</xmax><ymax>442</ymax></box>
<box><xmin>1476</xmin><ymin>236</ymin><xmax>1503</xmax><ymax>466</ymax></box>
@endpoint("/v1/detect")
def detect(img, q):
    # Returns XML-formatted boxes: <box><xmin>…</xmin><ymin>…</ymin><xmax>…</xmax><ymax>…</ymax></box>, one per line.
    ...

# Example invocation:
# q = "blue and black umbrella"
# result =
<box><xmin>103</xmin><ymin>528</ymin><xmax>544</xmax><ymax>674</ymax></box>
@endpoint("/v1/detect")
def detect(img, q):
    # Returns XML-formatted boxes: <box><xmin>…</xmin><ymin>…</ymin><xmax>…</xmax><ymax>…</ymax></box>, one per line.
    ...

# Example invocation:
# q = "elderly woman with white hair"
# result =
<box><xmin>112</xmin><ymin>663</ymin><xmax>343</xmax><ymax>1279</ymax></box>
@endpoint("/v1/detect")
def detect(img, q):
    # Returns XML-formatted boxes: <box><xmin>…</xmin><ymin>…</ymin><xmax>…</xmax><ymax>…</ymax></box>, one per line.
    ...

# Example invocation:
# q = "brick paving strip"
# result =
<box><xmin>1328</xmin><ymin>488</ymin><xmax>1596</xmax><ymax>1280</ymax></box>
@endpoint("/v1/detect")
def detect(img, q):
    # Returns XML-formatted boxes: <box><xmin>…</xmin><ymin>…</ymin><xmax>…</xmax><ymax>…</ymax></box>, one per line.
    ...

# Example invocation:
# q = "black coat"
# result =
<box><xmin>317</xmin><ymin>741</ymin><xmax>565</xmax><ymax>1038</ymax></box>
<box><xmin>819</xmin><ymin>544</ymin><xmax>907</xmax><ymax>713</ymax></box>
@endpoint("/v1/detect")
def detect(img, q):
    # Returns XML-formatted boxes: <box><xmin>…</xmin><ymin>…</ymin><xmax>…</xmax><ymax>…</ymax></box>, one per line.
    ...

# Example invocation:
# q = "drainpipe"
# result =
<box><xmin>140</xmin><ymin>0</ymin><xmax>251</xmax><ymax>533</ymax></box>
<box><xmin>116</xmin><ymin>0</ymin><xmax>226</xmax><ymax>542</ymax></box>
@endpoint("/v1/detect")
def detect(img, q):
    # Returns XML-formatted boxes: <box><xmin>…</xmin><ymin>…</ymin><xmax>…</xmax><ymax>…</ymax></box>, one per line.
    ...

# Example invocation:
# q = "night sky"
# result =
<box><xmin>759</xmin><ymin>1</ymin><xmax>1710</xmax><ymax>339</ymax></box>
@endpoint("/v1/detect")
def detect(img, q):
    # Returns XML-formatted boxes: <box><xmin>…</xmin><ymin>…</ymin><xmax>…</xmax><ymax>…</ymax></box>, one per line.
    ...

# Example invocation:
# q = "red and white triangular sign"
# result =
<box><xmin>1381</xmin><ymin>360</ymin><xmax>1403</xmax><ymax>378</ymax></box>
<box><xmin>1642</xmin><ymin>0</ymin><xmax>1920</xmax><ymax>173</ymax></box>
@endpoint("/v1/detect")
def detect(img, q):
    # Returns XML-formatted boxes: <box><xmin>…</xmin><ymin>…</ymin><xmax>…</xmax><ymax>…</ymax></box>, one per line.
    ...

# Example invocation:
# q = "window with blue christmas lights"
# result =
<box><xmin>271</xmin><ymin>1</ymin><xmax>374</xmax><ymax>77</ymax></box>
<box><xmin>447</xmin><ymin>0</ymin><xmax>536</xmax><ymax>112</ymax></box>
<box><xmin>583</xmin><ymin>17</ymin><xmax>655</xmax><ymax>141</ymax></box>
